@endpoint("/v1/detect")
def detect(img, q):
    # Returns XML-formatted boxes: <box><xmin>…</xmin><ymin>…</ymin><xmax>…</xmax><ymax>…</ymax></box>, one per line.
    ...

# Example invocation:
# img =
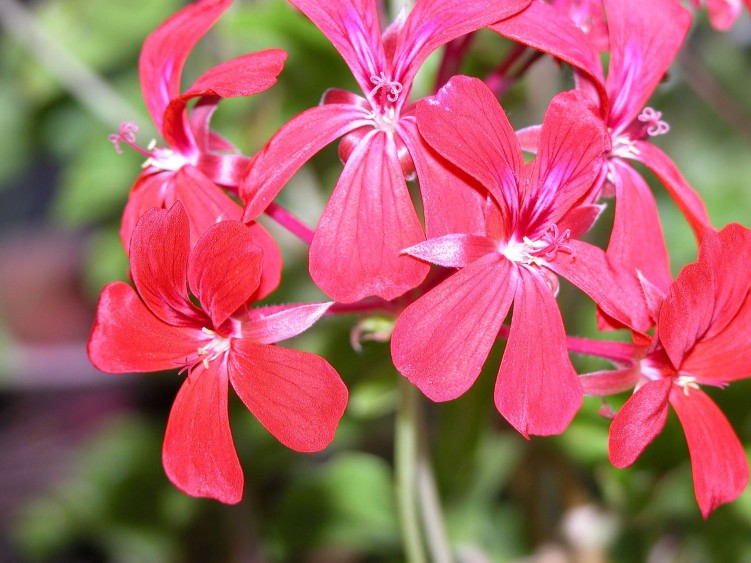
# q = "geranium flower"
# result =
<box><xmin>579</xmin><ymin>224</ymin><xmax>751</xmax><ymax>517</ymax></box>
<box><xmin>492</xmin><ymin>0</ymin><xmax>710</xmax><ymax>296</ymax></box>
<box><xmin>239</xmin><ymin>0</ymin><xmax>530</xmax><ymax>303</ymax></box>
<box><xmin>390</xmin><ymin>76</ymin><xmax>650</xmax><ymax>437</ymax></box>
<box><xmin>88</xmin><ymin>203</ymin><xmax>348</xmax><ymax>504</ymax></box>
<box><xmin>111</xmin><ymin>0</ymin><xmax>286</xmax><ymax>297</ymax></box>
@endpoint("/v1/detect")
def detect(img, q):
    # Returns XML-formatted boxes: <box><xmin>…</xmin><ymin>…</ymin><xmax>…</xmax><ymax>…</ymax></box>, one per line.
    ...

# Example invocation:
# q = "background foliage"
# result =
<box><xmin>1</xmin><ymin>0</ymin><xmax>750</xmax><ymax>561</ymax></box>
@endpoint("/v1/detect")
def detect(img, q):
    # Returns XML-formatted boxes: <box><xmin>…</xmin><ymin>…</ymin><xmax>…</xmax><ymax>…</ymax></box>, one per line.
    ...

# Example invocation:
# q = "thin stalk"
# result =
<box><xmin>264</xmin><ymin>202</ymin><xmax>314</xmax><ymax>245</ymax></box>
<box><xmin>395</xmin><ymin>377</ymin><xmax>428</xmax><ymax>563</ymax></box>
<box><xmin>415</xmin><ymin>402</ymin><xmax>453</xmax><ymax>563</ymax></box>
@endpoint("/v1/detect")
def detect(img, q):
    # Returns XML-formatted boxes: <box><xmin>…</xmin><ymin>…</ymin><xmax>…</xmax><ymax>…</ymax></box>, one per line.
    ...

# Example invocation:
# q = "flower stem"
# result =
<box><xmin>395</xmin><ymin>377</ymin><xmax>428</xmax><ymax>563</ymax></box>
<box><xmin>264</xmin><ymin>202</ymin><xmax>314</xmax><ymax>245</ymax></box>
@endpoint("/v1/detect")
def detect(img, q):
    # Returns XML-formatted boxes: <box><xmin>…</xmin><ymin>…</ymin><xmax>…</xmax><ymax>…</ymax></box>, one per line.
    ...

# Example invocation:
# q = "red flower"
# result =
<box><xmin>689</xmin><ymin>0</ymin><xmax>751</xmax><ymax>30</ymax></box>
<box><xmin>88</xmin><ymin>203</ymin><xmax>348</xmax><ymax>503</ymax></box>
<box><xmin>492</xmin><ymin>0</ymin><xmax>710</xmax><ymax>297</ymax></box>
<box><xmin>112</xmin><ymin>0</ymin><xmax>286</xmax><ymax>298</ymax></box>
<box><xmin>582</xmin><ymin>224</ymin><xmax>751</xmax><ymax>517</ymax></box>
<box><xmin>390</xmin><ymin>76</ymin><xmax>650</xmax><ymax>437</ymax></box>
<box><xmin>239</xmin><ymin>0</ymin><xmax>530</xmax><ymax>303</ymax></box>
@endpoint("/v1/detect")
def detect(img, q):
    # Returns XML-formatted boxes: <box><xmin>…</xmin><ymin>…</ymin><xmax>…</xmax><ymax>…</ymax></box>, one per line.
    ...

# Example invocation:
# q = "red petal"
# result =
<box><xmin>171</xmin><ymin>165</ymin><xmax>243</xmax><ymax>242</ymax></box>
<box><xmin>288</xmin><ymin>0</ymin><xmax>386</xmax><ymax>92</ymax></box>
<box><xmin>402</xmin><ymin>234</ymin><xmax>498</xmax><ymax>268</ymax></box>
<box><xmin>188</xmin><ymin>221</ymin><xmax>263</xmax><ymax>329</ymax></box>
<box><xmin>392</xmin><ymin>0</ymin><xmax>531</xmax><ymax>89</ymax></box>
<box><xmin>608</xmin><ymin>378</ymin><xmax>671</xmax><ymax>468</ymax></box>
<box><xmin>632</xmin><ymin>141</ymin><xmax>711</xmax><ymax>239</ymax></box>
<box><xmin>391</xmin><ymin>253</ymin><xmax>517</xmax><ymax>402</ymax></box>
<box><xmin>489</xmin><ymin>1</ymin><xmax>607</xmax><ymax>111</ymax></box>
<box><xmin>706</xmin><ymin>0</ymin><xmax>742</xmax><ymax>30</ymax></box>
<box><xmin>229</xmin><ymin>341</ymin><xmax>348</xmax><ymax>452</ymax></box>
<box><xmin>580</xmin><ymin>365</ymin><xmax>642</xmax><ymax>396</ymax></box>
<box><xmin>88</xmin><ymin>282</ymin><xmax>203</xmax><ymax>374</ymax></box>
<box><xmin>163</xmin><ymin>362</ymin><xmax>243</xmax><ymax>504</ymax></box>
<box><xmin>416</xmin><ymin>76</ymin><xmax>523</xmax><ymax>220</ymax></box>
<box><xmin>241</xmin><ymin>302</ymin><xmax>332</xmax><ymax>344</ymax></box>
<box><xmin>604</xmin><ymin>0</ymin><xmax>691</xmax><ymax>128</ymax></box>
<box><xmin>670</xmin><ymin>387</ymin><xmax>749</xmax><ymax>518</ymax></box>
<box><xmin>241</xmin><ymin>103</ymin><xmax>370</xmax><ymax>219</ymax></box>
<box><xmin>527</xmin><ymin>89</ymin><xmax>609</xmax><ymax>226</ymax></box>
<box><xmin>696</xmin><ymin>224</ymin><xmax>751</xmax><ymax>338</ymax></box>
<box><xmin>398</xmin><ymin>117</ymin><xmax>489</xmax><ymax>238</ymax></box>
<box><xmin>547</xmin><ymin>240</ymin><xmax>652</xmax><ymax>333</ymax></box>
<box><xmin>658</xmin><ymin>262</ymin><xmax>715</xmax><ymax>369</ymax></box>
<box><xmin>608</xmin><ymin>160</ymin><xmax>672</xmax><ymax>294</ymax></box>
<box><xmin>120</xmin><ymin>172</ymin><xmax>171</xmax><ymax>255</ymax></box>
<box><xmin>683</xmin><ymin>292</ymin><xmax>751</xmax><ymax>383</ymax></box>
<box><xmin>309</xmin><ymin>131</ymin><xmax>429</xmax><ymax>303</ymax></box>
<box><xmin>246</xmin><ymin>221</ymin><xmax>283</xmax><ymax>301</ymax></box>
<box><xmin>139</xmin><ymin>0</ymin><xmax>231</xmax><ymax>133</ymax></box>
<box><xmin>163</xmin><ymin>50</ymin><xmax>287</xmax><ymax>152</ymax></box>
<box><xmin>129</xmin><ymin>203</ymin><xmax>202</xmax><ymax>327</ymax></box>
<box><xmin>495</xmin><ymin>268</ymin><xmax>582</xmax><ymax>437</ymax></box>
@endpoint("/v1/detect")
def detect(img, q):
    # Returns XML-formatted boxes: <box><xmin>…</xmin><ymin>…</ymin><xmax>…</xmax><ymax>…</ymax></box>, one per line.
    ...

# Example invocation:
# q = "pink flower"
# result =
<box><xmin>88</xmin><ymin>203</ymin><xmax>348</xmax><ymax>503</ymax></box>
<box><xmin>112</xmin><ymin>0</ymin><xmax>286</xmax><ymax>298</ymax></box>
<box><xmin>390</xmin><ymin>76</ymin><xmax>650</xmax><ymax>437</ymax></box>
<box><xmin>581</xmin><ymin>224</ymin><xmax>751</xmax><ymax>518</ymax></box>
<box><xmin>239</xmin><ymin>0</ymin><xmax>530</xmax><ymax>303</ymax></box>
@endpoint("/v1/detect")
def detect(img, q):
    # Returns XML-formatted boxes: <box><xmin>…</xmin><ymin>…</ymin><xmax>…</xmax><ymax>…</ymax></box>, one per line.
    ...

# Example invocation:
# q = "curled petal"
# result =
<box><xmin>242</xmin><ymin>302</ymin><xmax>333</xmax><ymax>345</ymax></box>
<box><xmin>129</xmin><ymin>203</ymin><xmax>201</xmax><ymax>327</ymax></box>
<box><xmin>163</xmin><ymin>362</ymin><xmax>243</xmax><ymax>504</ymax></box>
<box><xmin>188</xmin><ymin>221</ymin><xmax>263</xmax><ymax>329</ymax></box>
<box><xmin>229</xmin><ymin>341</ymin><xmax>348</xmax><ymax>452</ymax></box>
<box><xmin>402</xmin><ymin>234</ymin><xmax>498</xmax><ymax>268</ymax></box>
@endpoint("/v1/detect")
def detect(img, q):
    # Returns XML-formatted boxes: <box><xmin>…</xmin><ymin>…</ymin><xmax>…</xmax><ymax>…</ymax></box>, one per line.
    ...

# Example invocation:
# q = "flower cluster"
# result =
<box><xmin>89</xmin><ymin>0</ymin><xmax>750</xmax><ymax>517</ymax></box>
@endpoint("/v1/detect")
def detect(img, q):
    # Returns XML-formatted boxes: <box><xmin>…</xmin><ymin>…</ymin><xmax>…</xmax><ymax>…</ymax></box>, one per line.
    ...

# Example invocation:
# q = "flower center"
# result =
<box><xmin>109</xmin><ymin>121</ymin><xmax>189</xmax><ymax>172</ymax></box>
<box><xmin>369</xmin><ymin>72</ymin><xmax>403</xmax><ymax>104</ymax></box>
<box><xmin>179</xmin><ymin>327</ymin><xmax>231</xmax><ymax>376</ymax></box>
<box><xmin>504</xmin><ymin>224</ymin><xmax>576</xmax><ymax>267</ymax></box>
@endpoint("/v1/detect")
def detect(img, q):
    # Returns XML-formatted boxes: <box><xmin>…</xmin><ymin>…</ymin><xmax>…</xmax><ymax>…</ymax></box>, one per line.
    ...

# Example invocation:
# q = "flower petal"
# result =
<box><xmin>495</xmin><ymin>267</ymin><xmax>582</xmax><ymax>437</ymax></box>
<box><xmin>631</xmin><ymin>140</ymin><xmax>711</xmax><ymax>239</ymax></box>
<box><xmin>130</xmin><ymin>203</ymin><xmax>202</xmax><ymax>326</ymax></box>
<box><xmin>309</xmin><ymin>130</ymin><xmax>429</xmax><ymax>303</ymax></box>
<box><xmin>391</xmin><ymin>253</ymin><xmax>517</xmax><ymax>402</ymax></box>
<box><xmin>402</xmin><ymin>234</ymin><xmax>498</xmax><ymax>268</ymax></box>
<box><xmin>547</xmin><ymin>240</ymin><xmax>652</xmax><ymax>333</ymax></box>
<box><xmin>604</xmin><ymin>0</ymin><xmax>691</xmax><ymax>128</ymax></box>
<box><xmin>670</xmin><ymin>386</ymin><xmax>749</xmax><ymax>519</ymax></box>
<box><xmin>139</xmin><ymin>0</ymin><xmax>231</xmax><ymax>133</ymax></box>
<box><xmin>398</xmin><ymin>117</ymin><xmax>489</xmax><ymax>238</ymax></box>
<box><xmin>188</xmin><ymin>221</ymin><xmax>263</xmax><ymax>329</ymax></box>
<box><xmin>489</xmin><ymin>0</ymin><xmax>607</xmax><ymax>110</ymax></box>
<box><xmin>163</xmin><ymin>49</ymin><xmax>287</xmax><ymax>152</ymax></box>
<box><xmin>241</xmin><ymin>302</ymin><xmax>332</xmax><ymax>344</ymax></box>
<box><xmin>229</xmin><ymin>341</ymin><xmax>348</xmax><ymax>452</ymax></box>
<box><xmin>163</xmin><ymin>362</ymin><xmax>243</xmax><ymax>504</ymax></box>
<box><xmin>608</xmin><ymin>378</ymin><xmax>671</xmax><ymax>468</ymax></box>
<box><xmin>241</xmin><ymin>103</ymin><xmax>370</xmax><ymax>220</ymax></box>
<box><xmin>526</xmin><ymin>89</ymin><xmax>609</xmax><ymax>226</ymax></box>
<box><xmin>88</xmin><ymin>282</ymin><xmax>203</xmax><ymax>374</ymax></box>
<box><xmin>392</xmin><ymin>0</ymin><xmax>531</xmax><ymax>90</ymax></box>
<box><xmin>608</xmin><ymin>160</ymin><xmax>672</xmax><ymax>294</ymax></box>
<box><xmin>683</xmin><ymin>292</ymin><xmax>751</xmax><ymax>383</ymax></box>
<box><xmin>580</xmin><ymin>365</ymin><xmax>643</xmax><ymax>396</ymax></box>
<box><xmin>416</xmin><ymin>75</ymin><xmax>523</xmax><ymax>220</ymax></box>
<box><xmin>288</xmin><ymin>0</ymin><xmax>386</xmax><ymax>92</ymax></box>
<box><xmin>120</xmin><ymin>171</ymin><xmax>171</xmax><ymax>255</ymax></box>
<box><xmin>659</xmin><ymin>258</ymin><xmax>717</xmax><ymax>369</ymax></box>
<box><xmin>246</xmin><ymin>221</ymin><xmax>283</xmax><ymax>301</ymax></box>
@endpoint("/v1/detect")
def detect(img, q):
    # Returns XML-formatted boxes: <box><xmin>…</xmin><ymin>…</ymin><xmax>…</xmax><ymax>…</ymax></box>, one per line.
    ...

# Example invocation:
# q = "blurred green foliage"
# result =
<box><xmin>1</xmin><ymin>0</ymin><xmax>751</xmax><ymax>562</ymax></box>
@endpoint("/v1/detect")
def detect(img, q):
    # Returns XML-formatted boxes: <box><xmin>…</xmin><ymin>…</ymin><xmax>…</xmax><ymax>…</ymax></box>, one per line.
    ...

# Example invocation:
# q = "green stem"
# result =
<box><xmin>395</xmin><ymin>377</ymin><xmax>428</xmax><ymax>563</ymax></box>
